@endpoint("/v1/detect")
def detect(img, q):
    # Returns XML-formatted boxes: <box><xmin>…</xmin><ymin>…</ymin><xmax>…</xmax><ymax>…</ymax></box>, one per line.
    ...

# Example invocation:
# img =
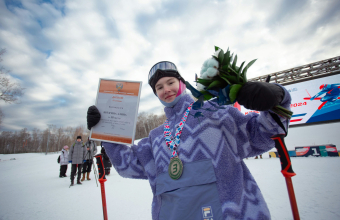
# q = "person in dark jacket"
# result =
<box><xmin>68</xmin><ymin>136</ymin><xmax>86</xmax><ymax>186</ymax></box>
<box><xmin>81</xmin><ymin>138</ymin><xmax>97</xmax><ymax>181</ymax></box>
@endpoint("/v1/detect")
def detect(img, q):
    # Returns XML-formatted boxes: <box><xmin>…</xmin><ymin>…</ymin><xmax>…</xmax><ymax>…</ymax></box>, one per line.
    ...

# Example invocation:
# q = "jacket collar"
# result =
<box><xmin>74</xmin><ymin>141</ymin><xmax>83</xmax><ymax>145</ymax></box>
<box><xmin>164</xmin><ymin>94</ymin><xmax>194</xmax><ymax>119</ymax></box>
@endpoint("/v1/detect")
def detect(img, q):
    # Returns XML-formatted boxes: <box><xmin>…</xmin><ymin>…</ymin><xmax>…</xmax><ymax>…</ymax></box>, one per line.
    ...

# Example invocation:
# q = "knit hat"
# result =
<box><xmin>76</xmin><ymin>136</ymin><xmax>82</xmax><ymax>140</ymax></box>
<box><xmin>63</xmin><ymin>145</ymin><xmax>69</xmax><ymax>150</ymax></box>
<box><xmin>148</xmin><ymin>61</ymin><xmax>185</xmax><ymax>94</ymax></box>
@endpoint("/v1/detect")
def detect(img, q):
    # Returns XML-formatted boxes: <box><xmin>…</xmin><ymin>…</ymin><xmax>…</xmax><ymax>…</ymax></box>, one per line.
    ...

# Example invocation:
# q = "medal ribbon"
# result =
<box><xmin>164</xmin><ymin>103</ymin><xmax>193</xmax><ymax>159</ymax></box>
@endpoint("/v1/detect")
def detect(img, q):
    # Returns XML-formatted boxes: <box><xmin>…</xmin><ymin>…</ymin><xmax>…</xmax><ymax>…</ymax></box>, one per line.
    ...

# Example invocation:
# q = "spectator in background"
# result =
<box><xmin>81</xmin><ymin>138</ymin><xmax>97</xmax><ymax>181</ymax></box>
<box><xmin>59</xmin><ymin>145</ymin><xmax>69</xmax><ymax>177</ymax></box>
<box><xmin>68</xmin><ymin>136</ymin><xmax>86</xmax><ymax>186</ymax></box>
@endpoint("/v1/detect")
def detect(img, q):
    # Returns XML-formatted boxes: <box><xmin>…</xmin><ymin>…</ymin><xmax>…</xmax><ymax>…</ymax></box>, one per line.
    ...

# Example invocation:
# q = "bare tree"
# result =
<box><xmin>0</xmin><ymin>124</ymin><xmax>92</xmax><ymax>154</ymax></box>
<box><xmin>0</xmin><ymin>112</ymin><xmax>167</xmax><ymax>153</ymax></box>
<box><xmin>56</xmin><ymin>127</ymin><xmax>64</xmax><ymax>151</ymax></box>
<box><xmin>73</xmin><ymin>125</ymin><xmax>86</xmax><ymax>141</ymax></box>
<box><xmin>0</xmin><ymin>108</ymin><xmax>3</xmax><ymax>128</ymax></box>
<box><xmin>135</xmin><ymin>112</ymin><xmax>166</xmax><ymax>140</ymax></box>
<box><xmin>0</xmin><ymin>49</ymin><xmax>25</xmax><ymax>129</ymax></box>
<box><xmin>0</xmin><ymin>131</ymin><xmax>10</xmax><ymax>153</ymax></box>
<box><xmin>19</xmin><ymin>128</ymin><xmax>30</xmax><ymax>153</ymax></box>
<box><xmin>32</xmin><ymin>128</ymin><xmax>41</xmax><ymax>152</ymax></box>
<box><xmin>0</xmin><ymin>49</ymin><xmax>25</xmax><ymax>104</ymax></box>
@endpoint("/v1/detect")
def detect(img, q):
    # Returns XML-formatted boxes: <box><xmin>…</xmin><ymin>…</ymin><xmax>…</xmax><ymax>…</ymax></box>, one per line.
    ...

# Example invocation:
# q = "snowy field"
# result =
<box><xmin>0</xmin><ymin>151</ymin><xmax>339</xmax><ymax>220</ymax></box>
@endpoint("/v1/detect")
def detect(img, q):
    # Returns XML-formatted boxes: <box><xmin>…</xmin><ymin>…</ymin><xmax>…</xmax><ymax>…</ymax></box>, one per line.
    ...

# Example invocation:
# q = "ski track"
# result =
<box><xmin>0</xmin><ymin>152</ymin><xmax>339</xmax><ymax>220</ymax></box>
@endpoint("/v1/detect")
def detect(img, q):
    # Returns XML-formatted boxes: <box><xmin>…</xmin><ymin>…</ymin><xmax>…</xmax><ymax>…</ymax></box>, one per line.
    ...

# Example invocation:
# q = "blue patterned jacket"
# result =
<box><xmin>103</xmin><ymin>88</ymin><xmax>291</xmax><ymax>220</ymax></box>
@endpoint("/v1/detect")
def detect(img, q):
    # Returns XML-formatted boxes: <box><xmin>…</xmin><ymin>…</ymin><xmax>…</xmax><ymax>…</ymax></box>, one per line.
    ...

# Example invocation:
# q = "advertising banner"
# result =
<box><xmin>239</xmin><ymin>73</ymin><xmax>340</xmax><ymax>127</ymax></box>
<box><xmin>295</xmin><ymin>145</ymin><xmax>338</xmax><ymax>157</ymax></box>
<box><xmin>284</xmin><ymin>73</ymin><xmax>340</xmax><ymax>126</ymax></box>
<box><xmin>90</xmin><ymin>79</ymin><xmax>142</xmax><ymax>145</ymax></box>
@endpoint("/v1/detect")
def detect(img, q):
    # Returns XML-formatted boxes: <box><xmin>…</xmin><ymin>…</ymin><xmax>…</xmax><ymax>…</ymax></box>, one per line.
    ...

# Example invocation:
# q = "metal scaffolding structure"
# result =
<box><xmin>249</xmin><ymin>56</ymin><xmax>340</xmax><ymax>85</ymax></box>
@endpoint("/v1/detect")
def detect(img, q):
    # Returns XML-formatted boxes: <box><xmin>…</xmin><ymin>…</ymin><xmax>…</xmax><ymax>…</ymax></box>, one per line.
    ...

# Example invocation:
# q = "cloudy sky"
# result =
<box><xmin>0</xmin><ymin>0</ymin><xmax>339</xmax><ymax>132</ymax></box>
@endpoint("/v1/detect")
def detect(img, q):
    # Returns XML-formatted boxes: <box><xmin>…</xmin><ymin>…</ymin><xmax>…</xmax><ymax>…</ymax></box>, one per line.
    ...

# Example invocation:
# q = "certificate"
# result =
<box><xmin>90</xmin><ymin>78</ymin><xmax>142</xmax><ymax>145</ymax></box>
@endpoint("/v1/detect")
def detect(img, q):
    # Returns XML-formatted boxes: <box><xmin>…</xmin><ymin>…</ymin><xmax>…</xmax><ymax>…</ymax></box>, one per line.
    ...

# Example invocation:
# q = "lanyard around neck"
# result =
<box><xmin>164</xmin><ymin>103</ymin><xmax>193</xmax><ymax>158</ymax></box>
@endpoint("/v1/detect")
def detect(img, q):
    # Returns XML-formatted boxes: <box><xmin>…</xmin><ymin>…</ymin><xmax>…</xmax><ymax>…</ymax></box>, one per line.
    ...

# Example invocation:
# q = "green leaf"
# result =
<box><xmin>232</xmin><ymin>54</ymin><xmax>238</xmax><ymax>70</ymax></box>
<box><xmin>196</xmin><ymin>78</ymin><xmax>213</xmax><ymax>86</ymax></box>
<box><xmin>243</xmin><ymin>71</ymin><xmax>247</xmax><ymax>83</ymax></box>
<box><xmin>241</xmin><ymin>59</ymin><xmax>257</xmax><ymax>83</ymax></box>
<box><xmin>228</xmin><ymin>65</ymin><xmax>238</xmax><ymax>76</ymax></box>
<box><xmin>220</xmin><ymin>75</ymin><xmax>238</xmax><ymax>84</ymax></box>
<box><xmin>238</xmin><ymin>61</ymin><xmax>245</xmax><ymax>74</ymax></box>
<box><xmin>229</xmin><ymin>84</ymin><xmax>243</xmax><ymax>103</ymax></box>
<box><xmin>222</xmin><ymin>50</ymin><xmax>230</xmax><ymax>66</ymax></box>
<box><xmin>201</xmin><ymin>90</ymin><xmax>214</xmax><ymax>100</ymax></box>
<box><xmin>274</xmin><ymin>105</ymin><xmax>293</xmax><ymax>116</ymax></box>
<box><xmin>220</xmin><ymin>75</ymin><xmax>231</xmax><ymax>84</ymax></box>
<box><xmin>215</xmin><ymin>46</ymin><xmax>220</xmax><ymax>51</ymax></box>
<box><xmin>218</xmin><ymin>49</ymin><xmax>224</xmax><ymax>64</ymax></box>
<box><xmin>242</xmin><ymin>59</ymin><xmax>257</xmax><ymax>74</ymax></box>
<box><xmin>271</xmin><ymin>107</ymin><xmax>292</xmax><ymax>119</ymax></box>
<box><xmin>230</xmin><ymin>53</ymin><xmax>234</xmax><ymax>64</ymax></box>
<box><xmin>221</xmin><ymin>65</ymin><xmax>229</xmax><ymax>71</ymax></box>
<box><xmin>207</xmin><ymin>80</ymin><xmax>224</xmax><ymax>90</ymax></box>
<box><xmin>237</xmin><ymin>61</ymin><xmax>245</xmax><ymax>83</ymax></box>
<box><xmin>212</xmin><ymin>55</ymin><xmax>218</xmax><ymax>60</ymax></box>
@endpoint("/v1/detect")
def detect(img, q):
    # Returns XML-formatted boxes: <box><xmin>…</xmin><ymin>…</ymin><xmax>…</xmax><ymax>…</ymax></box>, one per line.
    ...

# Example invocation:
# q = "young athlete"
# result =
<box><xmin>87</xmin><ymin>61</ymin><xmax>291</xmax><ymax>220</ymax></box>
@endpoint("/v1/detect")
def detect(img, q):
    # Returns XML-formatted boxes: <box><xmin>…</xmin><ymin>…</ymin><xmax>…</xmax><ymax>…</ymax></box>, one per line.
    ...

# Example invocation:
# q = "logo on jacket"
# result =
<box><xmin>202</xmin><ymin>206</ymin><xmax>213</xmax><ymax>220</ymax></box>
<box><xmin>116</xmin><ymin>83</ymin><xmax>123</xmax><ymax>91</ymax></box>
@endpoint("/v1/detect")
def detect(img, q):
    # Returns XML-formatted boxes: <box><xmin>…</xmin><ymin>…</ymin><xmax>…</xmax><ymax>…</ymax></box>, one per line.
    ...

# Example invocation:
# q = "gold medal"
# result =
<box><xmin>168</xmin><ymin>157</ymin><xmax>183</xmax><ymax>180</ymax></box>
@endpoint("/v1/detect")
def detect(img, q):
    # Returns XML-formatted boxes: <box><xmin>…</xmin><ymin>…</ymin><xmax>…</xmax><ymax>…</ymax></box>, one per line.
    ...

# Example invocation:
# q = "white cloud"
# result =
<box><xmin>0</xmin><ymin>0</ymin><xmax>339</xmax><ymax>131</ymax></box>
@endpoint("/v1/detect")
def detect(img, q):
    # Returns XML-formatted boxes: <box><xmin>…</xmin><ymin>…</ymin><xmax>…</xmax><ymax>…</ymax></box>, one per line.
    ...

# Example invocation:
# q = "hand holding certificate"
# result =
<box><xmin>90</xmin><ymin>79</ymin><xmax>142</xmax><ymax>145</ymax></box>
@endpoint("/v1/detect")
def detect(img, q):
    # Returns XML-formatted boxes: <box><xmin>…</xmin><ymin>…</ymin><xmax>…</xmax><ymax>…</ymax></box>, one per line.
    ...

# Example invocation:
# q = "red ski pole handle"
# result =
<box><xmin>271</xmin><ymin>134</ymin><xmax>300</xmax><ymax>220</ymax></box>
<box><xmin>95</xmin><ymin>154</ymin><xmax>106</xmax><ymax>180</ymax></box>
<box><xmin>271</xmin><ymin>134</ymin><xmax>296</xmax><ymax>178</ymax></box>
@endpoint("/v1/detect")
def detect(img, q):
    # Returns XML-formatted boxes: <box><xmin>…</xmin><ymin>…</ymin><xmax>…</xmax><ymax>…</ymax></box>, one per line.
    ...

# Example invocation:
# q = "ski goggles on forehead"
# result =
<box><xmin>148</xmin><ymin>61</ymin><xmax>178</xmax><ymax>81</ymax></box>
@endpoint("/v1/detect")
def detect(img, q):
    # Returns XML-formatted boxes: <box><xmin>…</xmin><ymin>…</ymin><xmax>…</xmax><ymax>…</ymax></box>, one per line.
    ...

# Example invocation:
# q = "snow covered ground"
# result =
<box><xmin>0</xmin><ymin>151</ymin><xmax>339</xmax><ymax>220</ymax></box>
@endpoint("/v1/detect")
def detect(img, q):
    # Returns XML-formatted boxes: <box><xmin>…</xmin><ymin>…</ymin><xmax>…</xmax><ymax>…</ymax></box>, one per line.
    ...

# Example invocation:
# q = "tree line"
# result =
<box><xmin>0</xmin><ymin>48</ymin><xmax>168</xmax><ymax>154</ymax></box>
<box><xmin>0</xmin><ymin>112</ymin><xmax>166</xmax><ymax>154</ymax></box>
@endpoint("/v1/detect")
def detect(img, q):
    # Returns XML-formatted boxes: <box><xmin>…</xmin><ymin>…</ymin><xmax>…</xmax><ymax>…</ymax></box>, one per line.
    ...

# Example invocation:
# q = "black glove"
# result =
<box><xmin>87</xmin><ymin>105</ymin><xmax>101</xmax><ymax>130</ymax></box>
<box><xmin>237</xmin><ymin>82</ymin><xmax>284</xmax><ymax>111</ymax></box>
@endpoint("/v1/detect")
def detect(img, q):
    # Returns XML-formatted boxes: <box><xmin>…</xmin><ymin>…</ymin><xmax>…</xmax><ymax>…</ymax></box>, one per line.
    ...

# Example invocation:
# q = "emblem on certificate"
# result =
<box><xmin>168</xmin><ymin>157</ymin><xmax>183</xmax><ymax>180</ymax></box>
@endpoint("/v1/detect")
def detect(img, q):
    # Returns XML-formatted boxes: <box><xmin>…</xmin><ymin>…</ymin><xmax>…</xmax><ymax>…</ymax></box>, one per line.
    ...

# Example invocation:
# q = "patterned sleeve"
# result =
<box><xmin>222</xmin><ymin>85</ymin><xmax>292</xmax><ymax>159</ymax></box>
<box><xmin>102</xmin><ymin>136</ymin><xmax>156</xmax><ymax>180</ymax></box>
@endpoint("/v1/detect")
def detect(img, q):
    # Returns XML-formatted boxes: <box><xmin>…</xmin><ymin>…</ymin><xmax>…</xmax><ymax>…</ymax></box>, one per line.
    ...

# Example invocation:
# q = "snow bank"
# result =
<box><xmin>0</xmin><ymin>153</ymin><xmax>339</xmax><ymax>220</ymax></box>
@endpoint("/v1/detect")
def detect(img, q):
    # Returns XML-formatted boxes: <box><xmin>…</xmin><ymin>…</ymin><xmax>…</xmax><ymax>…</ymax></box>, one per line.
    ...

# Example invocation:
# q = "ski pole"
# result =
<box><xmin>265</xmin><ymin>75</ymin><xmax>300</xmax><ymax>219</ymax></box>
<box><xmin>95</xmin><ymin>154</ymin><xmax>108</xmax><ymax>220</ymax></box>
<box><xmin>271</xmin><ymin>134</ymin><xmax>300</xmax><ymax>220</ymax></box>
<box><xmin>93</xmin><ymin>159</ymin><xmax>99</xmax><ymax>187</ymax></box>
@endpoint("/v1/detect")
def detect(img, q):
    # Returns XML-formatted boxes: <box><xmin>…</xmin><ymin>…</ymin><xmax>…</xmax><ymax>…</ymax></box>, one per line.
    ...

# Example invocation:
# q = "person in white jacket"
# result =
<box><xmin>59</xmin><ymin>146</ymin><xmax>69</xmax><ymax>178</ymax></box>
